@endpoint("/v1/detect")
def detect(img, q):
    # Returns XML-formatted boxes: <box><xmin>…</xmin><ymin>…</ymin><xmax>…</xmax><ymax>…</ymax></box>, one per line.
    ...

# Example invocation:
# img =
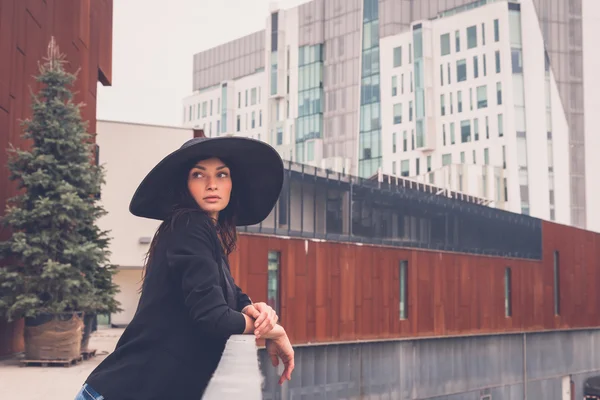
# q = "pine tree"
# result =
<box><xmin>0</xmin><ymin>38</ymin><xmax>120</xmax><ymax>321</ymax></box>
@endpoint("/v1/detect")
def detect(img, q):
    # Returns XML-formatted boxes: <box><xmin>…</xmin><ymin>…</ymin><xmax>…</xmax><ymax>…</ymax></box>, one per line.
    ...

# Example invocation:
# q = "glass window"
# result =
<box><xmin>447</xmin><ymin>63</ymin><xmax>451</xmax><ymax>84</ymax></box>
<box><xmin>393</xmin><ymin>132</ymin><xmax>397</xmax><ymax>153</ymax></box>
<box><xmin>461</xmin><ymin>120</ymin><xmax>471</xmax><ymax>143</ymax></box>
<box><xmin>455</xmin><ymin>30</ymin><xmax>461</xmax><ymax>52</ymax></box>
<box><xmin>442</xmin><ymin>153</ymin><xmax>452</xmax><ymax>166</ymax></box>
<box><xmin>497</xmin><ymin>82</ymin><xmax>503</xmax><ymax>105</ymax></box>
<box><xmin>458</xmin><ymin>91</ymin><xmax>463</xmax><ymax>112</ymax></box>
<box><xmin>443</xmin><ymin>124</ymin><xmax>447</xmax><ymax>146</ymax></box>
<box><xmin>470</xmin><ymin>88</ymin><xmax>473</xmax><ymax>110</ymax></box>
<box><xmin>393</xmin><ymin>46</ymin><xmax>402</xmax><ymax>67</ymax></box>
<box><xmin>400</xmin><ymin>160</ymin><xmax>409</xmax><ymax>177</ymax></box>
<box><xmin>403</xmin><ymin>130</ymin><xmax>407</xmax><ymax>151</ymax></box>
<box><xmin>202</xmin><ymin>101</ymin><xmax>207</xmax><ymax>117</ymax></box>
<box><xmin>238</xmin><ymin>92</ymin><xmax>242</xmax><ymax>108</ymax></box>
<box><xmin>486</xmin><ymin>116</ymin><xmax>489</xmax><ymax>139</ymax></box>
<box><xmin>245</xmin><ymin>90</ymin><xmax>248</xmax><ymax>107</ymax></box>
<box><xmin>498</xmin><ymin>113</ymin><xmax>504</xmax><ymax>137</ymax></box>
<box><xmin>473</xmin><ymin>150</ymin><xmax>476</xmax><ymax>165</ymax></box>
<box><xmin>392</xmin><ymin>161</ymin><xmax>396</xmax><ymax>175</ymax></box>
<box><xmin>216</xmin><ymin>120</ymin><xmax>221</xmax><ymax>134</ymax></box>
<box><xmin>484</xmin><ymin>148</ymin><xmax>489</xmax><ymax>165</ymax></box>
<box><xmin>494</xmin><ymin>19</ymin><xmax>500</xmax><ymax>42</ymax></box>
<box><xmin>502</xmin><ymin>145</ymin><xmax>506</xmax><ymax>168</ymax></box>
<box><xmin>277</xmin><ymin>129</ymin><xmax>283</xmax><ymax>145</ymax></box>
<box><xmin>259</xmin><ymin>110</ymin><xmax>263</xmax><ymax>127</ymax></box>
<box><xmin>504</xmin><ymin>267</ymin><xmax>512</xmax><ymax>317</ymax></box>
<box><xmin>482</xmin><ymin>23</ymin><xmax>486</xmax><ymax>45</ymax></box>
<box><xmin>252</xmin><ymin>111</ymin><xmax>256</xmax><ymax>128</ymax></box>
<box><xmin>392</xmin><ymin>76</ymin><xmax>397</xmax><ymax>96</ymax></box>
<box><xmin>450</xmin><ymin>122</ymin><xmax>456</xmax><ymax>144</ymax></box>
<box><xmin>467</xmin><ymin>25</ymin><xmax>477</xmax><ymax>49</ymax></box>
<box><xmin>268</xmin><ymin>251</ymin><xmax>281</xmax><ymax>315</ymax></box>
<box><xmin>210</xmin><ymin>100</ymin><xmax>213</xmax><ymax>116</ymax></box>
<box><xmin>441</xmin><ymin>94</ymin><xmax>446</xmax><ymax>116</ymax></box>
<box><xmin>495</xmin><ymin>50</ymin><xmax>501</xmax><ymax>73</ymax></box>
<box><xmin>440</xmin><ymin>64</ymin><xmax>444</xmax><ymax>86</ymax></box>
<box><xmin>483</xmin><ymin>54</ymin><xmax>487</xmax><ymax>76</ymax></box>
<box><xmin>457</xmin><ymin>59</ymin><xmax>467</xmax><ymax>82</ymax></box>
<box><xmin>441</xmin><ymin>33</ymin><xmax>451</xmax><ymax>56</ymax></box>
<box><xmin>307</xmin><ymin>141</ymin><xmax>315</xmax><ymax>162</ymax></box>
<box><xmin>474</xmin><ymin>118</ymin><xmax>479</xmax><ymax>141</ymax></box>
<box><xmin>477</xmin><ymin>85</ymin><xmax>488</xmax><ymax>109</ymax></box>
<box><xmin>236</xmin><ymin>115</ymin><xmax>241</xmax><ymax>132</ymax></box>
<box><xmin>427</xmin><ymin>156</ymin><xmax>432</xmax><ymax>172</ymax></box>
<box><xmin>393</xmin><ymin>103</ymin><xmax>402</xmax><ymax>124</ymax></box>
<box><xmin>473</xmin><ymin>56</ymin><xmax>479</xmax><ymax>78</ymax></box>
<box><xmin>399</xmin><ymin>260</ymin><xmax>408</xmax><ymax>319</ymax></box>
<box><xmin>409</xmin><ymin>43</ymin><xmax>412</xmax><ymax>63</ymax></box>
<box><xmin>416</xmin><ymin>158</ymin><xmax>420</xmax><ymax>175</ymax></box>
<box><xmin>511</xmin><ymin>48</ymin><xmax>523</xmax><ymax>73</ymax></box>
<box><xmin>460</xmin><ymin>151</ymin><xmax>465</xmax><ymax>163</ymax></box>
<box><xmin>409</xmin><ymin>101</ymin><xmax>413</xmax><ymax>121</ymax></box>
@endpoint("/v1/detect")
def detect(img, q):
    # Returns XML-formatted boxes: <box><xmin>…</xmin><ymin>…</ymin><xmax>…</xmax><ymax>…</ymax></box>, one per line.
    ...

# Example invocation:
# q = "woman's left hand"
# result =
<box><xmin>242</xmin><ymin>302</ymin><xmax>278</xmax><ymax>338</ymax></box>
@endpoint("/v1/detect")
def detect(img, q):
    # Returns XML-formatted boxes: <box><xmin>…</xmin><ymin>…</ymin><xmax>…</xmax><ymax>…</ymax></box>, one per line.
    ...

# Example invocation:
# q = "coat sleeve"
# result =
<box><xmin>234</xmin><ymin>285</ymin><xmax>253</xmax><ymax>312</ymax></box>
<box><xmin>166</xmin><ymin>213</ymin><xmax>246</xmax><ymax>338</ymax></box>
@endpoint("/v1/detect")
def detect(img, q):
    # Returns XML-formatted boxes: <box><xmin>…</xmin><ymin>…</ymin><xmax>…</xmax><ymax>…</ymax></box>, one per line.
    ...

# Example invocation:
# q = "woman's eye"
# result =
<box><xmin>218</xmin><ymin>172</ymin><xmax>229</xmax><ymax>178</ymax></box>
<box><xmin>192</xmin><ymin>172</ymin><xmax>203</xmax><ymax>178</ymax></box>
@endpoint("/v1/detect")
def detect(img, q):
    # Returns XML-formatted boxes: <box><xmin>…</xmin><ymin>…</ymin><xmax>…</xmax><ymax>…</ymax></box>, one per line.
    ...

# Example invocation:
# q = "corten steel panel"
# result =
<box><xmin>0</xmin><ymin>0</ymin><xmax>113</xmax><ymax>358</ymax></box>
<box><xmin>232</xmin><ymin>219</ymin><xmax>600</xmax><ymax>345</ymax></box>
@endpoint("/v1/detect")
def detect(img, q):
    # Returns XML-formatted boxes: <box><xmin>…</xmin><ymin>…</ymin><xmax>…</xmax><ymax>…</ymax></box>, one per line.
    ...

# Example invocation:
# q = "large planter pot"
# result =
<box><xmin>24</xmin><ymin>312</ymin><xmax>84</xmax><ymax>360</ymax></box>
<box><xmin>80</xmin><ymin>313</ymin><xmax>96</xmax><ymax>352</ymax></box>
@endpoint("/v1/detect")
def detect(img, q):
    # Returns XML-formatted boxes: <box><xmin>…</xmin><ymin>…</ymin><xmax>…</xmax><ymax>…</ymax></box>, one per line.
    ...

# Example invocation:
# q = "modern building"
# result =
<box><xmin>183</xmin><ymin>0</ymin><xmax>600</xmax><ymax>232</ymax></box>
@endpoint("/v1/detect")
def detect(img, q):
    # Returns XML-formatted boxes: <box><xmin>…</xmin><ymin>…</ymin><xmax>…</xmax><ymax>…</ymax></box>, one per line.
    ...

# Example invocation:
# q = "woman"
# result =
<box><xmin>75</xmin><ymin>136</ymin><xmax>295</xmax><ymax>400</ymax></box>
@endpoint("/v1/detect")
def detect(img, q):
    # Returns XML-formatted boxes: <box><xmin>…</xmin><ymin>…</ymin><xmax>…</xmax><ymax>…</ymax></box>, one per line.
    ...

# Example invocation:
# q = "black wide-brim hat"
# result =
<box><xmin>129</xmin><ymin>136</ymin><xmax>284</xmax><ymax>226</ymax></box>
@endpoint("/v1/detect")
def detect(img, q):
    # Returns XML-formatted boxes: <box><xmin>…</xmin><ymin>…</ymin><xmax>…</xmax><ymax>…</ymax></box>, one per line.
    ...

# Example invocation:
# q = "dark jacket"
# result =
<box><xmin>85</xmin><ymin>211</ymin><xmax>252</xmax><ymax>400</ymax></box>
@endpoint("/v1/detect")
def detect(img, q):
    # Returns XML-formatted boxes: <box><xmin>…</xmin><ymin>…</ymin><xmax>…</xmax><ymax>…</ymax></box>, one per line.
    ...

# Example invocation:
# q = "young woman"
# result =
<box><xmin>75</xmin><ymin>136</ymin><xmax>294</xmax><ymax>400</ymax></box>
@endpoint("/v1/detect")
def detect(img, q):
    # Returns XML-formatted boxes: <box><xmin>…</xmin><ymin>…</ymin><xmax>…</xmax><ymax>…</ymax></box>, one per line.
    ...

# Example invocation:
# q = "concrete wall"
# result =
<box><xmin>260</xmin><ymin>329</ymin><xmax>600</xmax><ymax>400</ymax></box>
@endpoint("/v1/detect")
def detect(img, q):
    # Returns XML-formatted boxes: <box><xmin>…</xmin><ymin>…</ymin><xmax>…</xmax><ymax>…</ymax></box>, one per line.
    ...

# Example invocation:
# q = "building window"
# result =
<box><xmin>443</xmin><ymin>124</ymin><xmax>447</xmax><ymax>146</ymax></box>
<box><xmin>392</xmin><ymin>161</ymin><xmax>396</xmax><ymax>175</ymax></box>
<box><xmin>498</xmin><ymin>113</ymin><xmax>504</xmax><ymax>137</ymax></box>
<box><xmin>393</xmin><ymin>132</ymin><xmax>397</xmax><ymax>153</ymax></box>
<box><xmin>477</xmin><ymin>85</ymin><xmax>488</xmax><ymax>109</ymax></box>
<box><xmin>455</xmin><ymin>30</ymin><xmax>460</xmax><ymax>52</ymax></box>
<box><xmin>460</xmin><ymin>151</ymin><xmax>465</xmax><ymax>164</ymax></box>
<box><xmin>401</xmin><ymin>73</ymin><xmax>405</xmax><ymax>94</ymax></box>
<box><xmin>440</xmin><ymin>64</ymin><xmax>444</xmax><ymax>86</ymax></box>
<box><xmin>251</xmin><ymin>111</ymin><xmax>256</xmax><ymax>129</ymax></box>
<box><xmin>484</xmin><ymin>148</ymin><xmax>489</xmax><ymax>165</ymax></box>
<box><xmin>409</xmin><ymin>43</ymin><xmax>412</xmax><ymax>63</ymax></box>
<box><xmin>495</xmin><ymin>50</ymin><xmax>501</xmax><ymax>73</ymax></box>
<box><xmin>245</xmin><ymin>90</ymin><xmax>248</xmax><ymax>107</ymax></box>
<box><xmin>277</xmin><ymin>129</ymin><xmax>283</xmax><ymax>145</ymax></box>
<box><xmin>441</xmin><ymin>33</ymin><xmax>451</xmax><ymax>56</ymax></box>
<box><xmin>236</xmin><ymin>115</ymin><xmax>241</xmax><ymax>132</ymax></box>
<box><xmin>393</xmin><ymin>103</ymin><xmax>402</xmax><ymax>124</ymax></box>
<box><xmin>467</xmin><ymin>25</ymin><xmax>477</xmax><ymax>49</ymax></box>
<box><xmin>450</xmin><ymin>93</ymin><xmax>454</xmax><ymax>114</ymax></box>
<box><xmin>216</xmin><ymin>120</ymin><xmax>220</xmax><ymax>134</ymax></box>
<box><xmin>410</xmin><ymin>71</ymin><xmax>413</xmax><ymax>92</ymax></box>
<box><xmin>442</xmin><ymin>153</ymin><xmax>452</xmax><ymax>166</ymax></box>
<box><xmin>482</xmin><ymin>23</ymin><xmax>486</xmax><ymax>45</ymax></box>
<box><xmin>393</xmin><ymin>46</ymin><xmax>402</xmax><ymax>67</ymax></box>
<box><xmin>461</xmin><ymin>120</ymin><xmax>471</xmax><ymax>143</ymax></box>
<box><xmin>512</xmin><ymin>48</ymin><xmax>523</xmax><ymax>73</ymax></box>
<box><xmin>472</xmin><ymin>149</ymin><xmax>476</xmax><ymax>164</ymax></box>
<box><xmin>427</xmin><ymin>156</ymin><xmax>431</xmax><ymax>172</ymax></box>
<box><xmin>470</xmin><ymin>88</ymin><xmax>473</xmax><ymax>110</ymax></box>
<box><xmin>505</xmin><ymin>267</ymin><xmax>512</xmax><ymax>317</ymax></box>
<box><xmin>259</xmin><ymin>110</ymin><xmax>263</xmax><ymax>127</ymax></box>
<box><xmin>502</xmin><ymin>145</ymin><xmax>506</xmax><ymax>168</ymax></box>
<box><xmin>458</xmin><ymin>91</ymin><xmax>463</xmax><ymax>112</ymax></box>
<box><xmin>392</xmin><ymin>76</ymin><xmax>398</xmax><ymax>96</ymax></box>
<box><xmin>267</xmin><ymin>251</ymin><xmax>281</xmax><ymax>316</ymax></box>
<box><xmin>457</xmin><ymin>59</ymin><xmax>467</xmax><ymax>82</ymax></box>
<box><xmin>416</xmin><ymin>158</ymin><xmax>420</xmax><ymax>175</ymax></box>
<box><xmin>496</xmin><ymin>82</ymin><xmax>503</xmax><ymax>105</ymax></box>
<box><xmin>554</xmin><ymin>251</ymin><xmax>560</xmax><ymax>315</ymax></box>
<box><xmin>474</xmin><ymin>118</ymin><xmax>479</xmax><ymax>141</ymax></box>
<box><xmin>409</xmin><ymin>101</ymin><xmax>413</xmax><ymax>121</ymax></box>
<box><xmin>202</xmin><ymin>101</ymin><xmax>207</xmax><ymax>117</ymax></box>
<box><xmin>307</xmin><ymin>141</ymin><xmax>315</xmax><ymax>162</ymax></box>
<box><xmin>403</xmin><ymin>131</ymin><xmax>407</xmax><ymax>152</ymax></box>
<box><xmin>188</xmin><ymin>105</ymin><xmax>192</xmax><ymax>121</ymax></box>
<box><xmin>447</xmin><ymin>63</ymin><xmax>451</xmax><ymax>84</ymax></box>
<box><xmin>400</xmin><ymin>160</ymin><xmax>409</xmax><ymax>177</ymax></box>
<box><xmin>485</xmin><ymin>116</ymin><xmax>489</xmax><ymax>139</ymax></box>
<box><xmin>483</xmin><ymin>54</ymin><xmax>487</xmax><ymax>76</ymax></box>
<box><xmin>399</xmin><ymin>260</ymin><xmax>408</xmax><ymax>319</ymax></box>
<box><xmin>210</xmin><ymin>100</ymin><xmax>213</xmax><ymax>116</ymax></box>
<box><xmin>238</xmin><ymin>92</ymin><xmax>241</xmax><ymax>108</ymax></box>
<box><xmin>473</xmin><ymin>56</ymin><xmax>479</xmax><ymax>78</ymax></box>
<box><xmin>494</xmin><ymin>19</ymin><xmax>500</xmax><ymax>42</ymax></box>
<box><xmin>251</xmin><ymin>88</ymin><xmax>257</xmax><ymax>105</ymax></box>
<box><xmin>450</xmin><ymin>122</ymin><xmax>456</xmax><ymax>145</ymax></box>
<box><xmin>441</xmin><ymin>94</ymin><xmax>446</xmax><ymax>116</ymax></box>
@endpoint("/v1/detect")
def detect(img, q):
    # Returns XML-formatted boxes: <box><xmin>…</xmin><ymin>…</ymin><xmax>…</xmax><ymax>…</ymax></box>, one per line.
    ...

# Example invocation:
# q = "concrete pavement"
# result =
<box><xmin>0</xmin><ymin>327</ymin><xmax>124</xmax><ymax>400</ymax></box>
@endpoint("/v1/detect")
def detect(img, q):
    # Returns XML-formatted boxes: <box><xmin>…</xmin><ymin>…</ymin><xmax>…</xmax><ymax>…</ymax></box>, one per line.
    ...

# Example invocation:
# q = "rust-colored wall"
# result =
<box><xmin>0</xmin><ymin>0</ymin><xmax>113</xmax><ymax>358</ymax></box>
<box><xmin>230</xmin><ymin>221</ymin><xmax>600</xmax><ymax>345</ymax></box>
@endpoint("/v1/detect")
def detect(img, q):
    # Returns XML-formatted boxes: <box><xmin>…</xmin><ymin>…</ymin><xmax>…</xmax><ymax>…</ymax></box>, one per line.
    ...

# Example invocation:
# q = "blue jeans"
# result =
<box><xmin>74</xmin><ymin>383</ymin><xmax>104</xmax><ymax>400</ymax></box>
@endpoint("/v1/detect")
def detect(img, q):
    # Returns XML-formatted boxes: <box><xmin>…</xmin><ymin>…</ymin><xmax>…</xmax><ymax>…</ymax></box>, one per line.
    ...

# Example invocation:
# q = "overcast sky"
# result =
<box><xmin>97</xmin><ymin>0</ymin><xmax>307</xmax><ymax>127</ymax></box>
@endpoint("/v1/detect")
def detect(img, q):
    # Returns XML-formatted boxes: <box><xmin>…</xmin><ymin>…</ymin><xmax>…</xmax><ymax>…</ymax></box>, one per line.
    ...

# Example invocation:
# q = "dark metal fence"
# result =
<box><xmin>240</xmin><ymin>161</ymin><xmax>542</xmax><ymax>260</ymax></box>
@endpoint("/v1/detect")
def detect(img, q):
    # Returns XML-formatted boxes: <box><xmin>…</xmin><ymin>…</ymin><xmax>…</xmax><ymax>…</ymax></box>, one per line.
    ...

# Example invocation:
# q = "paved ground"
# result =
<box><xmin>0</xmin><ymin>327</ymin><xmax>124</xmax><ymax>400</ymax></box>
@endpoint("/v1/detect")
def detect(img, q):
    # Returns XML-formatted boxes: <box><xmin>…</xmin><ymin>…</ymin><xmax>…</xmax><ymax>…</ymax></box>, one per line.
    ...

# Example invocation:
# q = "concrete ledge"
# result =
<box><xmin>202</xmin><ymin>335</ymin><xmax>263</xmax><ymax>399</ymax></box>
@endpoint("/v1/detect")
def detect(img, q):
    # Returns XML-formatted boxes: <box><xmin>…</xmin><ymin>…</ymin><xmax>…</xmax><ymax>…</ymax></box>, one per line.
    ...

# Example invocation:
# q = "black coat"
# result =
<box><xmin>85</xmin><ymin>211</ymin><xmax>252</xmax><ymax>399</ymax></box>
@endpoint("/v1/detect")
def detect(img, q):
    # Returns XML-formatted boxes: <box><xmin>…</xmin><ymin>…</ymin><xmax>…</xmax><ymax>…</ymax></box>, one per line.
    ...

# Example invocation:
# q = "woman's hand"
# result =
<box><xmin>242</xmin><ymin>302</ymin><xmax>278</xmax><ymax>339</ymax></box>
<box><xmin>266</xmin><ymin>330</ymin><xmax>295</xmax><ymax>385</ymax></box>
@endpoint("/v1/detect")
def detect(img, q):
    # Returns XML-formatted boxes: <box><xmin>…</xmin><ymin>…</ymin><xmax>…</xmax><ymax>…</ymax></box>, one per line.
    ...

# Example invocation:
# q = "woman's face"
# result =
<box><xmin>187</xmin><ymin>157</ymin><xmax>232</xmax><ymax>219</ymax></box>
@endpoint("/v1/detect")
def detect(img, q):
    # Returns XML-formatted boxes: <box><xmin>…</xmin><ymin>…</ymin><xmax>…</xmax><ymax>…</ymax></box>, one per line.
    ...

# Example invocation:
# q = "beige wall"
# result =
<box><xmin>96</xmin><ymin>120</ymin><xmax>193</xmax><ymax>268</ymax></box>
<box><xmin>111</xmin><ymin>268</ymin><xmax>143</xmax><ymax>326</ymax></box>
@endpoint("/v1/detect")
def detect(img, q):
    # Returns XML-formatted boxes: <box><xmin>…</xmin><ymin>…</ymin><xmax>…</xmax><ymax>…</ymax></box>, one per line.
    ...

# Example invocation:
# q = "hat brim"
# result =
<box><xmin>129</xmin><ymin>136</ymin><xmax>284</xmax><ymax>226</ymax></box>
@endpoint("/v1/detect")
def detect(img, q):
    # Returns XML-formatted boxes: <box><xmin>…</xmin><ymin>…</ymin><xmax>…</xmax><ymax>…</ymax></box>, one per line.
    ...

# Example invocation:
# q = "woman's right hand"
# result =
<box><xmin>265</xmin><ymin>331</ymin><xmax>295</xmax><ymax>385</ymax></box>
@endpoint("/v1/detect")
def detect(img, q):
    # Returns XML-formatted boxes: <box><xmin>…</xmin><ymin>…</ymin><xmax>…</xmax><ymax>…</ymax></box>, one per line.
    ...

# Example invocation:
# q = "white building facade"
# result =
<box><xmin>183</xmin><ymin>0</ymin><xmax>600</xmax><ymax>230</ymax></box>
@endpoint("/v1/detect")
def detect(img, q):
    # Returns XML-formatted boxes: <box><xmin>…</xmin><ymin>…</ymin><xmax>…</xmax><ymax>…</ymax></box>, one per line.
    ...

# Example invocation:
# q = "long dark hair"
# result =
<box><xmin>138</xmin><ymin>159</ymin><xmax>239</xmax><ymax>292</ymax></box>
